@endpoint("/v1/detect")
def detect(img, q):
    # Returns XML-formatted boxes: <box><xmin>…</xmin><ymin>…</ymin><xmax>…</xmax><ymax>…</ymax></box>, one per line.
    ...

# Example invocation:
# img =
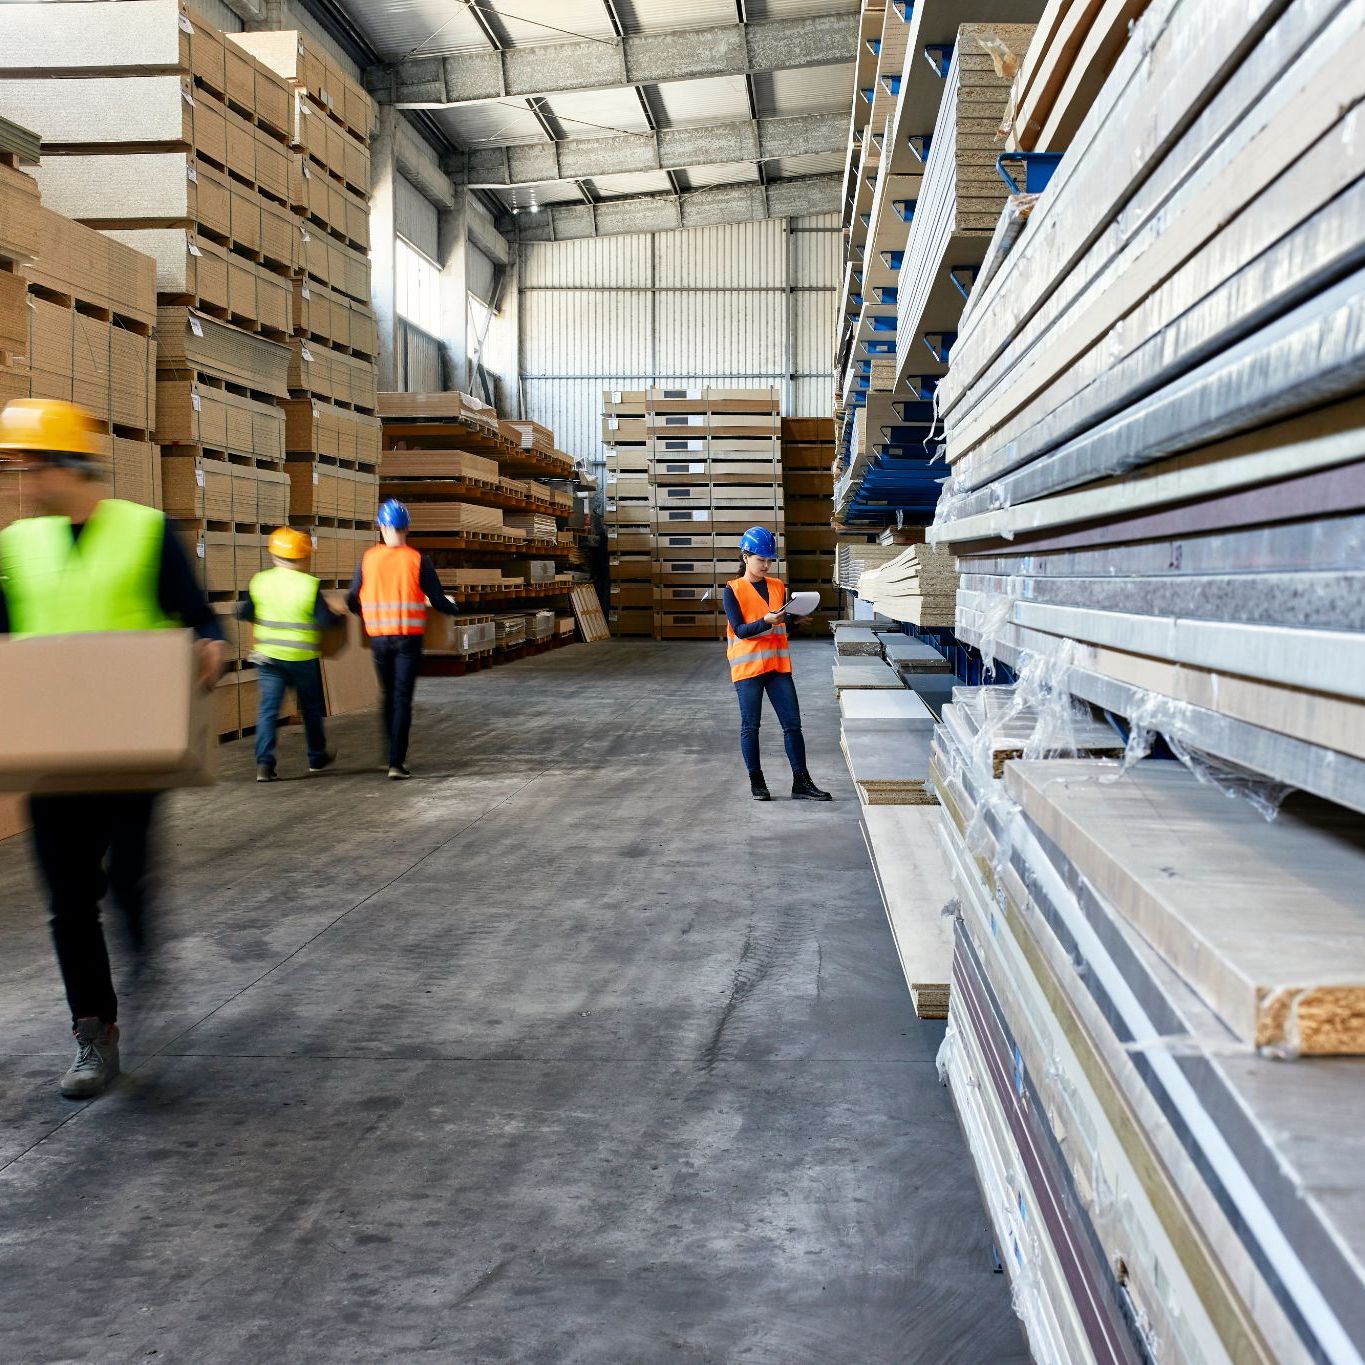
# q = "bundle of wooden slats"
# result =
<box><xmin>925</xmin><ymin>1</ymin><xmax>1365</xmax><ymax>1358</ymax></box>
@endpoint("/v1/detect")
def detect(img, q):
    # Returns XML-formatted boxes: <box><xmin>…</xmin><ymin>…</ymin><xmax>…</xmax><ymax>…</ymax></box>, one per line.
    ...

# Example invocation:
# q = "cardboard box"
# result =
<box><xmin>0</xmin><ymin>631</ymin><xmax>215</xmax><ymax>792</ymax></box>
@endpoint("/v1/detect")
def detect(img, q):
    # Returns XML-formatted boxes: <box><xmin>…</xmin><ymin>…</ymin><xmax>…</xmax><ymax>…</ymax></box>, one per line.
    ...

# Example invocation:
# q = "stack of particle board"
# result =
<box><xmin>0</xmin><ymin>1</ymin><xmax>336</xmax><ymax>597</ymax></box>
<box><xmin>833</xmin><ymin>538</ymin><xmax>899</xmax><ymax>594</ymax></box>
<box><xmin>781</xmin><ymin>416</ymin><xmax>837</xmax><ymax>631</ymax></box>
<box><xmin>853</xmin><ymin>542</ymin><xmax>957</xmax><ymax>625</ymax></box>
<box><xmin>930</xmin><ymin>0</ymin><xmax>1365</xmax><ymax>813</ymax></box>
<box><xmin>0</xmin><ymin>130</ymin><xmax>161</xmax><ymax>522</ymax></box>
<box><xmin>226</xmin><ymin>25</ymin><xmax>380</xmax><ymax>582</ymax></box>
<box><xmin>894</xmin><ymin>23</ymin><xmax>1036</xmax><ymax>397</ymax></box>
<box><xmin>379</xmin><ymin>394</ymin><xmax>580</xmax><ymax>663</ymax></box>
<box><xmin>603</xmin><ymin>385</ymin><xmax>785</xmax><ymax>640</ymax></box>
<box><xmin>838</xmin><ymin>687</ymin><xmax>937</xmax><ymax>805</ymax></box>
<box><xmin>602</xmin><ymin>388</ymin><xmax>652</xmax><ymax>635</ymax></box>
<box><xmin>833</xmin><ymin>624</ymin><xmax>883</xmax><ymax>657</ymax></box>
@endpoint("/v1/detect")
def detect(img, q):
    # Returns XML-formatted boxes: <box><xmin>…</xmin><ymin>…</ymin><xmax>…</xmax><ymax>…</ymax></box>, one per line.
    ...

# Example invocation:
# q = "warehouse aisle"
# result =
<box><xmin>0</xmin><ymin>640</ymin><xmax>1024</xmax><ymax>1364</ymax></box>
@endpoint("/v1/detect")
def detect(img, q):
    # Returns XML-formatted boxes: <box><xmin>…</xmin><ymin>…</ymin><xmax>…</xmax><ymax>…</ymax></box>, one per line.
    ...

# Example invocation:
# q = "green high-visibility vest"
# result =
<box><xmin>0</xmin><ymin>498</ymin><xmax>173</xmax><ymax>637</ymax></box>
<box><xmin>248</xmin><ymin>565</ymin><xmax>323</xmax><ymax>662</ymax></box>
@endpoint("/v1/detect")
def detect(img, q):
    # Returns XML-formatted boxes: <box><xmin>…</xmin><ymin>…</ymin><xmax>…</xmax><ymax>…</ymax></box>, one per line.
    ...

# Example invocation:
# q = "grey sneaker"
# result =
<box><xmin>61</xmin><ymin>1018</ymin><xmax>120</xmax><ymax>1099</ymax></box>
<box><xmin>256</xmin><ymin>765</ymin><xmax>278</xmax><ymax>783</ymax></box>
<box><xmin>387</xmin><ymin>765</ymin><xmax>411</xmax><ymax>780</ymax></box>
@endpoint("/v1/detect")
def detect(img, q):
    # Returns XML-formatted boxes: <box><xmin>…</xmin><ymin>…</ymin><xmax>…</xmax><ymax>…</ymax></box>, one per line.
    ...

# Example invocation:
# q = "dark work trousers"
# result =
<box><xmin>734</xmin><ymin>669</ymin><xmax>808</xmax><ymax>776</ymax></box>
<box><xmin>371</xmin><ymin>634</ymin><xmax>425</xmax><ymax>767</ymax></box>
<box><xmin>255</xmin><ymin>657</ymin><xmax>329</xmax><ymax>770</ymax></box>
<box><xmin>28</xmin><ymin>791</ymin><xmax>160</xmax><ymax>1026</ymax></box>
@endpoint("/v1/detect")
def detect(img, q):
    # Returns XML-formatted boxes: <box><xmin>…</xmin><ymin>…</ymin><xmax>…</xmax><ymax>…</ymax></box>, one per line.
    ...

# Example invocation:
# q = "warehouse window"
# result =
<box><xmin>395</xmin><ymin>237</ymin><xmax>441</xmax><ymax>336</ymax></box>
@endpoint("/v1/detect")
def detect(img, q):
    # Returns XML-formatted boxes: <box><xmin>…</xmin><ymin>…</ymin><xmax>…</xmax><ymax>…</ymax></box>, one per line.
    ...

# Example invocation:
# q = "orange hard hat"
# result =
<box><xmin>0</xmin><ymin>399</ymin><xmax>103</xmax><ymax>458</ymax></box>
<box><xmin>268</xmin><ymin>527</ymin><xmax>313</xmax><ymax>561</ymax></box>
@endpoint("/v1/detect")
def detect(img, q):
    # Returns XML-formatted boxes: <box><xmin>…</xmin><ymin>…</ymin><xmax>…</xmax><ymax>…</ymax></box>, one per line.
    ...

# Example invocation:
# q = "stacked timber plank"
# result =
<box><xmin>921</xmin><ymin>2</ymin><xmax>1365</xmax><ymax>1359</ymax></box>
<box><xmin>852</xmin><ymin>542</ymin><xmax>956</xmax><ymax>625</ymax></box>
<box><xmin>604</xmin><ymin>386</ymin><xmax>785</xmax><ymax>640</ymax></box>
<box><xmin>781</xmin><ymin>416</ymin><xmax>837</xmax><ymax>632</ymax></box>
<box><xmin>379</xmin><ymin>393</ymin><xmax>592</xmax><ymax>665</ymax></box>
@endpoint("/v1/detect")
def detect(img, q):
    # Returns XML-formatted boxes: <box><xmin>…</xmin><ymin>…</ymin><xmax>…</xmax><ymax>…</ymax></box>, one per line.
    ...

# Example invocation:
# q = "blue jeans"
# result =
<box><xmin>734</xmin><ymin>670</ymin><xmax>807</xmax><ymax>776</ymax></box>
<box><xmin>255</xmin><ymin>658</ymin><xmax>329</xmax><ymax>769</ymax></box>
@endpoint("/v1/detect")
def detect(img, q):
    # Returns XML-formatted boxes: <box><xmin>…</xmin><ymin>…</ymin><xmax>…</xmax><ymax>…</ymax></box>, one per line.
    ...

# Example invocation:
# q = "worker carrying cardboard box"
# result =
<box><xmin>238</xmin><ymin>527</ymin><xmax>345</xmax><ymax>784</ymax></box>
<box><xmin>724</xmin><ymin>526</ymin><xmax>831</xmax><ymax>803</ymax></box>
<box><xmin>345</xmin><ymin>499</ymin><xmax>460</xmax><ymax>779</ymax></box>
<box><xmin>0</xmin><ymin>398</ymin><xmax>228</xmax><ymax>1100</ymax></box>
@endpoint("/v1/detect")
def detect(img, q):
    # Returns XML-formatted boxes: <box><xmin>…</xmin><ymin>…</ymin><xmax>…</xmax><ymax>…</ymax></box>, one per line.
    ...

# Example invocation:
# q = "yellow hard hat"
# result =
<box><xmin>0</xmin><ymin>399</ymin><xmax>103</xmax><ymax>458</ymax></box>
<box><xmin>268</xmin><ymin>527</ymin><xmax>313</xmax><ymax>561</ymax></box>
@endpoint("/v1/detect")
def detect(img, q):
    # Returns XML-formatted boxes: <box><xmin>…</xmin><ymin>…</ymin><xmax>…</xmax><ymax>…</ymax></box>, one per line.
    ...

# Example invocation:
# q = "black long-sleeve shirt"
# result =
<box><xmin>723</xmin><ymin>579</ymin><xmax>783</xmax><ymax>640</ymax></box>
<box><xmin>344</xmin><ymin>549</ymin><xmax>460</xmax><ymax>617</ymax></box>
<box><xmin>0</xmin><ymin>515</ymin><xmax>224</xmax><ymax>641</ymax></box>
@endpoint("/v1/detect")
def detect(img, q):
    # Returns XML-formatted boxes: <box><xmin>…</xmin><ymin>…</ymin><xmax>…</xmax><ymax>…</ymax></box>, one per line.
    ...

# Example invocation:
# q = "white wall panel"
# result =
<box><xmin>521</xmin><ymin>234</ymin><xmax>651</xmax><ymax>289</ymax></box>
<box><xmin>519</xmin><ymin>216</ymin><xmax>836</xmax><ymax>465</ymax></box>
<box><xmin>654</xmin><ymin>218</ymin><xmax>786</xmax><ymax>289</ymax></box>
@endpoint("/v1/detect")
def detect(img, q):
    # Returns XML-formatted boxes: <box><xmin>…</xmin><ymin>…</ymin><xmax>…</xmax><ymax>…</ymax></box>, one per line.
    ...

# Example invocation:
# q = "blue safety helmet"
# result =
<box><xmin>739</xmin><ymin>525</ymin><xmax>777</xmax><ymax>558</ymax></box>
<box><xmin>377</xmin><ymin>498</ymin><xmax>410</xmax><ymax>531</ymax></box>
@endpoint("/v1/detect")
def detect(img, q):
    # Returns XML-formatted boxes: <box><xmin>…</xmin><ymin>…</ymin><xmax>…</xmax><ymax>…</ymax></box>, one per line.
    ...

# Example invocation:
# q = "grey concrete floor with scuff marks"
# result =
<box><xmin>0</xmin><ymin>639</ymin><xmax>1026</xmax><ymax>1364</ymax></box>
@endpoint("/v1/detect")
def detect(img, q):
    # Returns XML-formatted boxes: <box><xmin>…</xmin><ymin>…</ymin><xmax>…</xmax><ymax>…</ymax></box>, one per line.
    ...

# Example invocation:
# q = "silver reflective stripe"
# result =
<box><xmin>734</xmin><ymin>649</ymin><xmax>790</xmax><ymax>667</ymax></box>
<box><xmin>256</xmin><ymin>618</ymin><xmax>316</xmax><ymax>632</ymax></box>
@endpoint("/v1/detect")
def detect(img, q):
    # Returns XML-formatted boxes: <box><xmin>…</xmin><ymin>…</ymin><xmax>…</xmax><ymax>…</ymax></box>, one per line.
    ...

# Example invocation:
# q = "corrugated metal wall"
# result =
<box><xmin>520</xmin><ymin>213</ymin><xmax>839</xmax><ymax>469</ymax></box>
<box><xmin>395</xmin><ymin>176</ymin><xmax>439</xmax><ymax>257</ymax></box>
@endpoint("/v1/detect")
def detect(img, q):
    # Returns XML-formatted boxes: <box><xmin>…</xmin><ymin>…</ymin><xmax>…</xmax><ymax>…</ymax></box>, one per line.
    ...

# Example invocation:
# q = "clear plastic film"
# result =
<box><xmin>1113</xmin><ymin>689</ymin><xmax>1294</xmax><ymax>820</ymax></box>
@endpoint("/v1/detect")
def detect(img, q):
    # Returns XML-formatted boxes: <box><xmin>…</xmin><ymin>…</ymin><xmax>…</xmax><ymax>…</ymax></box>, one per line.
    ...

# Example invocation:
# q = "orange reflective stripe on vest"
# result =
<box><xmin>726</xmin><ymin>575</ymin><xmax>792</xmax><ymax>682</ymax></box>
<box><xmin>359</xmin><ymin>543</ymin><xmax>427</xmax><ymax>636</ymax></box>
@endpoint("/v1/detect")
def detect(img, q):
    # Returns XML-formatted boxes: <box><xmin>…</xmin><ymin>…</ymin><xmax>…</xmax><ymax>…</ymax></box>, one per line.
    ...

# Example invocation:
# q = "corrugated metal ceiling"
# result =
<box><xmin>344</xmin><ymin>0</ymin><xmax>858</xmax><ymax>223</ymax></box>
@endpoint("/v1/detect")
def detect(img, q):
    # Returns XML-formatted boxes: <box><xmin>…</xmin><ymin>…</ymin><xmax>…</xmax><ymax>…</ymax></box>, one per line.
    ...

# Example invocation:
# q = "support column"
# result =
<box><xmin>437</xmin><ymin>192</ymin><xmax>469</xmax><ymax>394</ymax></box>
<box><xmin>495</xmin><ymin>247</ymin><xmax>521</xmax><ymax>416</ymax></box>
<box><xmin>370</xmin><ymin>105</ymin><xmax>400</xmax><ymax>392</ymax></box>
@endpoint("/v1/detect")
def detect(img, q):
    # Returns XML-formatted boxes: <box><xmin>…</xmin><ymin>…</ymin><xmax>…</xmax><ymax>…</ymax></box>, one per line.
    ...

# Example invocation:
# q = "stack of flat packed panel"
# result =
<box><xmin>938</xmin><ymin>744</ymin><xmax>1365</xmax><ymax>1365</ymax></box>
<box><xmin>781</xmin><ymin>416</ymin><xmax>838</xmax><ymax>631</ymax></box>
<box><xmin>0</xmin><ymin>161</ymin><xmax>160</xmax><ymax>519</ymax></box>
<box><xmin>833</xmin><ymin>538</ymin><xmax>899</xmax><ymax>593</ymax></box>
<box><xmin>833</xmin><ymin>624</ymin><xmax>882</xmax><ymax>657</ymax></box>
<box><xmin>881</xmin><ymin>635</ymin><xmax>954</xmax><ymax>674</ymax></box>
<box><xmin>839</xmin><ymin>688</ymin><xmax>938</xmax><ymax>804</ymax></box>
<box><xmin>930</xmin><ymin>0</ymin><xmax>1365</xmax><ymax>814</ymax></box>
<box><xmin>1002</xmin><ymin>0</ymin><xmax>1152</xmax><ymax>153</ymax></box>
<box><xmin>893</xmin><ymin>23</ymin><xmax>1035</xmax><ymax>396</ymax></box>
<box><xmin>225</xmin><ymin>26</ymin><xmax>381</xmax><ymax>573</ymax></box>
<box><xmin>379</xmin><ymin>394</ymin><xmax>579</xmax><ymax>662</ymax></box>
<box><xmin>831</xmin><ymin>658</ymin><xmax>903</xmax><ymax>690</ymax></box>
<box><xmin>854</xmin><ymin>542</ymin><xmax>957</xmax><ymax>624</ymax></box>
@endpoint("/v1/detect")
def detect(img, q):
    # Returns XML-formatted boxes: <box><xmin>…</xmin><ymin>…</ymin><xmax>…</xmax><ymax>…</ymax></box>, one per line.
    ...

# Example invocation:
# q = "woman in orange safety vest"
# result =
<box><xmin>723</xmin><ymin>526</ymin><xmax>831</xmax><ymax>802</ymax></box>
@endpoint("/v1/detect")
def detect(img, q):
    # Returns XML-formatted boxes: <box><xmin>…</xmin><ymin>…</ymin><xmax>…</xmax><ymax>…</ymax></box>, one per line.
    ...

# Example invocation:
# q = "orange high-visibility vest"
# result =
<box><xmin>726</xmin><ymin>575</ymin><xmax>792</xmax><ymax>682</ymax></box>
<box><xmin>359</xmin><ymin>543</ymin><xmax>427</xmax><ymax>636</ymax></box>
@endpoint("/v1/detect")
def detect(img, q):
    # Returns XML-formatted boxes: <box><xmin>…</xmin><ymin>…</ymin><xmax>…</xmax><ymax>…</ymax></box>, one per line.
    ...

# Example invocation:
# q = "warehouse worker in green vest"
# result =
<box><xmin>0</xmin><ymin>398</ymin><xmax>228</xmax><ymax>1101</ymax></box>
<box><xmin>238</xmin><ymin>526</ymin><xmax>344</xmax><ymax>783</ymax></box>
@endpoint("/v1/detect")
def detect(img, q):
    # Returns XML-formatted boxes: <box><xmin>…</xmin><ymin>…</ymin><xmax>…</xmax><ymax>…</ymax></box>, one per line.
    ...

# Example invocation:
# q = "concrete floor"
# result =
<box><xmin>0</xmin><ymin>640</ymin><xmax>1026</xmax><ymax>1364</ymax></box>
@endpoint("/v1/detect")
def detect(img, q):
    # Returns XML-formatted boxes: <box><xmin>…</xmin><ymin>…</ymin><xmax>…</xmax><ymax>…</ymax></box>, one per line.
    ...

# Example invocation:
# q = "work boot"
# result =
<box><xmin>387</xmin><ymin>765</ymin><xmax>412</xmax><ymax>780</ymax></box>
<box><xmin>256</xmin><ymin>765</ymin><xmax>278</xmax><ymax>783</ymax></box>
<box><xmin>791</xmin><ymin>772</ymin><xmax>832</xmax><ymax>801</ymax></box>
<box><xmin>61</xmin><ymin>1018</ymin><xmax>120</xmax><ymax>1100</ymax></box>
<box><xmin>749</xmin><ymin>770</ymin><xmax>772</xmax><ymax>801</ymax></box>
<box><xmin>308</xmin><ymin>751</ymin><xmax>337</xmax><ymax>774</ymax></box>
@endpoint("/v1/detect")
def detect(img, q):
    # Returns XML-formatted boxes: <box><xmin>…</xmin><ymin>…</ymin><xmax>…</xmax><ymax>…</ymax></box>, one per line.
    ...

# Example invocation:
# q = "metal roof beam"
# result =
<box><xmin>367</xmin><ymin>12</ymin><xmax>858</xmax><ymax>108</ymax></box>
<box><xmin>450</xmin><ymin>111</ymin><xmax>844</xmax><ymax>189</ymax></box>
<box><xmin>509</xmin><ymin>173</ymin><xmax>841</xmax><ymax>241</ymax></box>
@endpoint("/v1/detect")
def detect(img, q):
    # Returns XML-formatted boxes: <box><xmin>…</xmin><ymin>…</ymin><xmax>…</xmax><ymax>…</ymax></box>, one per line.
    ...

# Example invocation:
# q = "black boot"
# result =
<box><xmin>750</xmin><ymin>770</ymin><xmax>772</xmax><ymax>801</ymax></box>
<box><xmin>791</xmin><ymin>771</ymin><xmax>832</xmax><ymax>801</ymax></box>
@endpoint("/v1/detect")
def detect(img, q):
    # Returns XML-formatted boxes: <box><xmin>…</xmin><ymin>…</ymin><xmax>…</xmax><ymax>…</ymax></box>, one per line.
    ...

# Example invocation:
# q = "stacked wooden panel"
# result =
<box><xmin>780</xmin><ymin>417</ymin><xmax>837</xmax><ymax>632</ymax></box>
<box><xmin>602</xmin><ymin>389</ymin><xmax>652</xmax><ymax>636</ymax></box>
<box><xmin>379</xmin><ymin>393</ymin><xmax>590</xmax><ymax>666</ymax></box>
<box><xmin>603</xmin><ymin>386</ymin><xmax>786</xmax><ymax>640</ymax></box>
<box><xmin>919</xmin><ymin>2</ymin><xmax>1365</xmax><ymax>1359</ymax></box>
<box><xmin>0</xmin><ymin>127</ymin><xmax>160</xmax><ymax>524</ymax></box>
<box><xmin>226</xmin><ymin>26</ymin><xmax>380</xmax><ymax>585</ymax></box>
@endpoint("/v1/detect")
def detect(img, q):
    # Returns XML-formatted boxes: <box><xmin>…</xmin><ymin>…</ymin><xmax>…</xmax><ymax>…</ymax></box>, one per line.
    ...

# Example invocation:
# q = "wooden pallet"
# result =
<box><xmin>569</xmin><ymin>583</ymin><xmax>611</xmax><ymax>643</ymax></box>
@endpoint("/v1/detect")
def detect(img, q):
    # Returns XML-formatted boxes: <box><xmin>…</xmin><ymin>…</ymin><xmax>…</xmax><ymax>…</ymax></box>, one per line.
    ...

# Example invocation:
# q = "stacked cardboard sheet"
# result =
<box><xmin>929</xmin><ymin>0</ymin><xmax>1365</xmax><ymax>815</ymax></box>
<box><xmin>781</xmin><ymin>417</ymin><xmax>838</xmax><ymax>631</ymax></box>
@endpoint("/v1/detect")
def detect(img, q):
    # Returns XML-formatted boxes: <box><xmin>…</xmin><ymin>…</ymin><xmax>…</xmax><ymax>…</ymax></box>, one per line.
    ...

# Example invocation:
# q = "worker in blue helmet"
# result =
<box><xmin>722</xmin><ymin>526</ymin><xmax>831</xmax><ymax>802</ymax></box>
<box><xmin>345</xmin><ymin>499</ymin><xmax>461</xmax><ymax>777</ymax></box>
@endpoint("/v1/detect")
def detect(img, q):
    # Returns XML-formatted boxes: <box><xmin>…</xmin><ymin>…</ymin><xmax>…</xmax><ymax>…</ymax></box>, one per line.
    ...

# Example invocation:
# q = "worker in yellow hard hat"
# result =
<box><xmin>0</xmin><ymin>398</ymin><xmax>228</xmax><ymax>1100</ymax></box>
<box><xmin>237</xmin><ymin>526</ymin><xmax>345</xmax><ymax>783</ymax></box>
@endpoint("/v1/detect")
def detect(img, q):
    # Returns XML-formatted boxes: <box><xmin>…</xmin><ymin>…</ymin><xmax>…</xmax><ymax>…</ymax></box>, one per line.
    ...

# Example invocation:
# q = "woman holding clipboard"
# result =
<box><xmin>723</xmin><ymin>526</ymin><xmax>832</xmax><ymax>802</ymax></box>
